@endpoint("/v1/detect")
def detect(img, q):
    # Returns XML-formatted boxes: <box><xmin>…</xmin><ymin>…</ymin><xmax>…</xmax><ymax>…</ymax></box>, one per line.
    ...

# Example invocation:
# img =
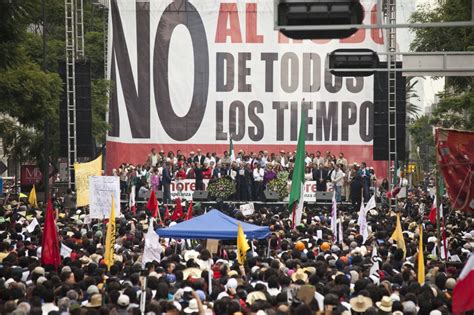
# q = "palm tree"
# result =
<box><xmin>406</xmin><ymin>77</ymin><xmax>422</xmax><ymax>121</ymax></box>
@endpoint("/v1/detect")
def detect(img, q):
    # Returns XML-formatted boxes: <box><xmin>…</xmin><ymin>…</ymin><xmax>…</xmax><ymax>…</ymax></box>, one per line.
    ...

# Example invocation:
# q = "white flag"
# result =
<box><xmin>432</xmin><ymin>243</ymin><xmax>451</xmax><ymax>260</ymax></box>
<box><xmin>129</xmin><ymin>185</ymin><xmax>136</xmax><ymax>209</ymax></box>
<box><xmin>60</xmin><ymin>244</ymin><xmax>73</xmax><ymax>258</ymax></box>
<box><xmin>26</xmin><ymin>218</ymin><xmax>39</xmax><ymax>233</ymax></box>
<box><xmin>331</xmin><ymin>193</ymin><xmax>338</xmax><ymax>242</ymax></box>
<box><xmin>365</xmin><ymin>195</ymin><xmax>376</xmax><ymax>213</ymax></box>
<box><xmin>370</xmin><ymin>246</ymin><xmax>380</xmax><ymax>276</ymax></box>
<box><xmin>359</xmin><ymin>202</ymin><xmax>369</xmax><ymax>243</ymax></box>
<box><xmin>142</xmin><ymin>218</ymin><xmax>162</xmax><ymax>267</ymax></box>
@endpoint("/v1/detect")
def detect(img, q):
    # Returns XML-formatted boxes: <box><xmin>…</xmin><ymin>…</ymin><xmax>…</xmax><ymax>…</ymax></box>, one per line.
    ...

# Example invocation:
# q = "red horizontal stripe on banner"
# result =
<box><xmin>106</xmin><ymin>141</ymin><xmax>388</xmax><ymax>180</ymax></box>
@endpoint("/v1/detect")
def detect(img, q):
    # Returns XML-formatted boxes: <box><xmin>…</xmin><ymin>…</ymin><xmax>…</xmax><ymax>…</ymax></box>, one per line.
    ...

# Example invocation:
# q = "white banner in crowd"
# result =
<box><xmin>89</xmin><ymin>176</ymin><xmax>121</xmax><ymax>218</ymax></box>
<box><xmin>106</xmin><ymin>0</ymin><xmax>385</xmax><ymax>173</ymax></box>
<box><xmin>240</xmin><ymin>203</ymin><xmax>255</xmax><ymax>216</ymax></box>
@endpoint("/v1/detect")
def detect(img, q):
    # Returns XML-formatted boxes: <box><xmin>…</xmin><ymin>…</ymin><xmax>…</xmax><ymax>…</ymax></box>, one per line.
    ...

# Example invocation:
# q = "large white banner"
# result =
<box><xmin>106</xmin><ymin>0</ymin><xmax>385</xmax><ymax>170</ymax></box>
<box><xmin>89</xmin><ymin>176</ymin><xmax>121</xmax><ymax>218</ymax></box>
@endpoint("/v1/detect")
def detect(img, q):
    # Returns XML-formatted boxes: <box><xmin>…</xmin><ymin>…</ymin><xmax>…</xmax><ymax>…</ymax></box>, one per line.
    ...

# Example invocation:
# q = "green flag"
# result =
<box><xmin>289</xmin><ymin>110</ymin><xmax>306</xmax><ymax>228</ymax></box>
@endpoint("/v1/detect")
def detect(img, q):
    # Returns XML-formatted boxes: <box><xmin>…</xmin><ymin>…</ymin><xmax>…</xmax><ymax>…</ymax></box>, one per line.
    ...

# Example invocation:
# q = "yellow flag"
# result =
<box><xmin>74</xmin><ymin>155</ymin><xmax>102</xmax><ymax>207</ymax></box>
<box><xmin>28</xmin><ymin>185</ymin><xmax>38</xmax><ymax>208</ymax></box>
<box><xmin>390</xmin><ymin>213</ymin><xmax>406</xmax><ymax>258</ymax></box>
<box><xmin>418</xmin><ymin>224</ymin><xmax>425</xmax><ymax>285</ymax></box>
<box><xmin>104</xmin><ymin>195</ymin><xmax>116</xmax><ymax>270</ymax></box>
<box><xmin>237</xmin><ymin>223</ymin><xmax>250</xmax><ymax>265</ymax></box>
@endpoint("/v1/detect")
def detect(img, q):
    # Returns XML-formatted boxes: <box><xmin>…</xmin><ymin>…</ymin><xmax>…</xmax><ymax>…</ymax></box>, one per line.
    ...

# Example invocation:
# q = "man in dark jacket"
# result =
<box><xmin>194</xmin><ymin>163</ymin><xmax>205</xmax><ymax>191</ymax></box>
<box><xmin>350</xmin><ymin>175</ymin><xmax>363</xmax><ymax>211</ymax></box>
<box><xmin>313</xmin><ymin>164</ymin><xmax>329</xmax><ymax>191</ymax></box>
<box><xmin>161</xmin><ymin>162</ymin><xmax>172</xmax><ymax>204</ymax></box>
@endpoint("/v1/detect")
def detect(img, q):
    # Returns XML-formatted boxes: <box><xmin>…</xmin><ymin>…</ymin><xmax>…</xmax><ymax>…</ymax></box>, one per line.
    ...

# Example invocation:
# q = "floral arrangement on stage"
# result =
<box><xmin>267</xmin><ymin>171</ymin><xmax>289</xmax><ymax>199</ymax></box>
<box><xmin>207</xmin><ymin>176</ymin><xmax>236</xmax><ymax>200</ymax></box>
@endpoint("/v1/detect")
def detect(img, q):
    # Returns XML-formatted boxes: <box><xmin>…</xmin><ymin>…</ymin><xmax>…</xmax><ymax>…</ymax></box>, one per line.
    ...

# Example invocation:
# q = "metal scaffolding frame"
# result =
<box><xmin>65</xmin><ymin>0</ymin><xmax>77</xmax><ymax>188</ymax></box>
<box><xmin>385</xmin><ymin>0</ymin><xmax>398</xmax><ymax>210</ymax></box>
<box><xmin>75</xmin><ymin>0</ymin><xmax>85</xmax><ymax>58</ymax></box>
<box><xmin>64</xmin><ymin>0</ymin><xmax>85</xmax><ymax>188</ymax></box>
<box><xmin>103</xmin><ymin>0</ymin><xmax>109</xmax><ymax>79</ymax></box>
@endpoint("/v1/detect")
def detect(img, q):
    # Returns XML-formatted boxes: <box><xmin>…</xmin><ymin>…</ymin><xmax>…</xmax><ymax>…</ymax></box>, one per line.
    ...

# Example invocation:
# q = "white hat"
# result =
<box><xmin>184</xmin><ymin>250</ymin><xmax>200</xmax><ymax>262</ymax></box>
<box><xmin>62</xmin><ymin>266</ymin><xmax>72</xmax><ymax>273</ymax></box>
<box><xmin>184</xmin><ymin>299</ymin><xmax>206</xmax><ymax>313</ymax></box>
<box><xmin>87</xmin><ymin>285</ymin><xmax>100</xmax><ymax>295</ymax></box>
<box><xmin>4</xmin><ymin>278</ymin><xmax>15</xmax><ymax>288</ymax></box>
<box><xmin>36</xmin><ymin>276</ymin><xmax>48</xmax><ymax>285</ymax></box>
<box><xmin>225</xmin><ymin>278</ymin><xmax>238</xmax><ymax>290</ymax></box>
<box><xmin>117</xmin><ymin>294</ymin><xmax>130</xmax><ymax>307</ymax></box>
<box><xmin>33</xmin><ymin>266</ymin><xmax>46</xmax><ymax>276</ymax></box>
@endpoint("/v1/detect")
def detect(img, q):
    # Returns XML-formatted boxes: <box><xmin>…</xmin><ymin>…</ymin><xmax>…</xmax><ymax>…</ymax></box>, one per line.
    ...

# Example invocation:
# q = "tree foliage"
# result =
<box><xmin>430</xmin><ymin>91</ymin><xmax>474</xmax><ymax>130</ymax></box>
<box><xmin>0</xmin><ymin>1</ymin><xmax>63</xmax><ymax>165</ymax></box>
<box><xmin>406</xmin><ymin>77</ymin><xmax>422</xmax><ymax>121</ymax></box>
<box><xmin>408</xmin><ymin>116</ymin><xmax>435</xmax><ymax>172</ymax></box>
<box><xmin>410</xmin><ymin>0</ymin><xmax>474</xmax><ymax>131</ymax></box>
<box><xmin>0</xmin><ymin>0</ymin><xmax>109</xmax><ymax>167</ymax></box>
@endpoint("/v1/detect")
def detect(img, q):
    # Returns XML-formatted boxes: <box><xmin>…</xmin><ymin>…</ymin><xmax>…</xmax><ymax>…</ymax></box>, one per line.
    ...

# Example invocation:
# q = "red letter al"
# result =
<box><xmin>246</xmin><ymin>3</ymin><xmax>263</xmax><ymax>43</ymax></box>
<box><xmin>215</xmin><ymin>3</ymin><xmax>243</xmax><ymax>43</ymax></box>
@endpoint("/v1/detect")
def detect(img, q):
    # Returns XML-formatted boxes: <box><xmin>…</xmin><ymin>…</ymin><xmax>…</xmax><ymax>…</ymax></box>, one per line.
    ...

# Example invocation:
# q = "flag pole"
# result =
<box><xmin>434</xmin><ymin>130</ymin><xmax>442</xmax><ymax>261</ymax></box>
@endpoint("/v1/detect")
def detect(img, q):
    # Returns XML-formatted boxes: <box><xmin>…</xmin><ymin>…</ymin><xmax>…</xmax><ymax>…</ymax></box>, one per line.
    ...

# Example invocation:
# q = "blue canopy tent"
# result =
<box><xmin>156</xmin><ymin>209</ymin><xmax>270</xmax><ymax>240</ymax></box>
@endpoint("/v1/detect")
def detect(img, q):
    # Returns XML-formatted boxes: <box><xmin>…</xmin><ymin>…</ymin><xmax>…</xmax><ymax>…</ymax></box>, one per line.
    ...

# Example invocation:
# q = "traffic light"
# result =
<box><xmin>276</xmin><ymin>0</ymin><xmax>364</xmax><ymax>39</ymax></box>
<box><xmin>329</xmin><ymin>49</ymin><xmax>379</xmax><ymax>77</ymax></box>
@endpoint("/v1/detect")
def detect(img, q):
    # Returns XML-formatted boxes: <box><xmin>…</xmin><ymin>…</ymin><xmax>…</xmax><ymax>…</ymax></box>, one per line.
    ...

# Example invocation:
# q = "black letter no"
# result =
<box><xmin>154</xmin><ymin>1</ymin><xmax>209</xmax><ymax>141</ymax></box>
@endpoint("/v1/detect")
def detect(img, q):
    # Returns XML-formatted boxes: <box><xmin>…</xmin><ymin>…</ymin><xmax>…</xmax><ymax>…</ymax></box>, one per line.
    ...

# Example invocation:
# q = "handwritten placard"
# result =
<box><xmin>240</xmin><ymin>203</ymin><xmax>255</xmax><ymax>216</ymax></box>
<box><xmin>89</xmin><ymin>176</ymin><xmax>120</xmax><ymax>219</ymax></box>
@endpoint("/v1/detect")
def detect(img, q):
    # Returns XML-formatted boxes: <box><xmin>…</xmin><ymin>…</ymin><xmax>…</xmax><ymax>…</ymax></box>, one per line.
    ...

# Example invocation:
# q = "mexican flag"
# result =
<box><xmin>289</xmin><ymin>111</ymin><xmax>306</xmax><ymax>229</ymax></box>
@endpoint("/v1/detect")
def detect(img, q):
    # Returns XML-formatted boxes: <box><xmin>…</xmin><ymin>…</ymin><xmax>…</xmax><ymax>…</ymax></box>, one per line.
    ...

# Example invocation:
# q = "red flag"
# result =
<box><xmin>435</xmin><ymin>128</ymin><xmax>474</xmax><ymax>212</ymax></box>
<box><xmin>146</xmin><ymin>191</ymin><xmax>159</xmax><ymax>218</ymax></box>
<box><xmin>185</xmin><ymin>201</ymin><xmax>193</xmax><ymax>220</ymax></box>
<box><xmin>453</xmin><ymin>255</ymin><xmax>474</xmax><ymax>314</ymax></box>
<box><xmin>41</xmin><ymin>196</ymin><xmax>61</xmax><ymax>269</ymax></box>
<box><xmin>429</xmin><ymin>197</ymin><xmax>437</xmax><ymax>224</ymax></box>
<box><xmin>171</xmin><ymin>198</ymin><xmax>184</xmax><ymax>221</ymax></box>
<box><xmin>163</xmin><ymin>205</ymin><xmax>170</xmax><ymax>221</ymax></box>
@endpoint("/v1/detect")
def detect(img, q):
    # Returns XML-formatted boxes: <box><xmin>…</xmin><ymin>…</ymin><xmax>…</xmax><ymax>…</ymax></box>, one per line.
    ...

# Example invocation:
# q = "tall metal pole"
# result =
<box><xmin>42</xmin><ymin>0</ymin><xmax>49</xmax><ymax>203</ymax></box>
<box><xmin>65</xmin><ymin>0</ymin><xmax>77</xmax><ymax>188</ymax></box>
<box><xmin>386</xmin><ymin>0</ymin><xmax>398</xmax><ymax>211</ymax></box>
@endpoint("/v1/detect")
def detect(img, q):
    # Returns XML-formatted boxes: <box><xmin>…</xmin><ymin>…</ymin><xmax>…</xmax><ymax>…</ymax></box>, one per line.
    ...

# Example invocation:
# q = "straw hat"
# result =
<box><xmin>350</xmin><ymin>295</ymin><xmax>373</xmax><ymax>312</ymax></box>
<box><xmin>85</xmin><ymin>294</ymin><xmax>102</xmax><ymax>308</ymax></box>
<box><xmin>227</xmin><ymin>270</ymin><xmax>239</xmax><ymax>277</ymax></box>
<box><xmin>303</xmin><ymin>266</ymin><xmax>316</xmax><ymax>275</ymax></box>
<box><xmin>246</xmin><ymin>291</ymin><xmax>267</xmax><ymax>305</ymax></box>
<box><xmin>291</xmin><ymin>269</ymin><xmax>308</xmax><ymax>283</ymax></box>
<box><xmin>184</xmin><ymin>250</ymin><xmax>200</xmax><ymax>262</ymax></box>
<box><xmin>376</xmin><ymin>296</ymin><xmax>393</xmax><ymax>312</ymax></box>
<box><xmin>183</xmin><ymin>267</ymin><xmax>202</xmax><ymax>279</ymax></box>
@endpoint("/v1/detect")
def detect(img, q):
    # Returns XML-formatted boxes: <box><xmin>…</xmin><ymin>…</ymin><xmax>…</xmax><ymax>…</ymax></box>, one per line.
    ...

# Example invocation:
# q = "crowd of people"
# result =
<box><xmin>114</xmin><ymin>149</ymin><xmax>385</xmax><ymax>208</ymax></box>
<box><xmin>0</xmin><ymin>160</ymin><xmax>471</xmax><ymax>315</ymax></box>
